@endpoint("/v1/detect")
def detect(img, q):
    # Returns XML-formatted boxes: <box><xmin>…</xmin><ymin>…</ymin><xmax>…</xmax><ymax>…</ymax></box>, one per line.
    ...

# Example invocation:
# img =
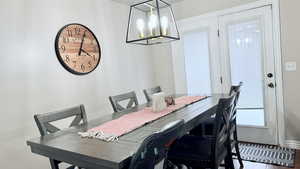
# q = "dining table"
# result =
<box><xmin>27</xmin><ymin>94</ymin><xmax>223</xmax><ymax>169</ymax></box>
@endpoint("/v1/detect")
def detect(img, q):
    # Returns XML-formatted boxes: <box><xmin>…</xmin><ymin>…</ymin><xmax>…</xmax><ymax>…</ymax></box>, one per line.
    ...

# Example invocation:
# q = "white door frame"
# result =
<box><xmin>219</xmin><ymin>6</ymin><xmax>278</xmax><ymax>144</ymax></box>
<box><xmin>172</xmin><ymin>0</ymin><xmax>285</xmax><ymax>146</ymax></box>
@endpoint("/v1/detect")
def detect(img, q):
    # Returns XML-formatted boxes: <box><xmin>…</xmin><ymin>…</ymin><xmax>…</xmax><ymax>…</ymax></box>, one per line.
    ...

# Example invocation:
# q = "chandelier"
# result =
<box><xmin>126</xmin><ymin>0</ymin><xmax>180</xmax><ymax>45</ymax></box>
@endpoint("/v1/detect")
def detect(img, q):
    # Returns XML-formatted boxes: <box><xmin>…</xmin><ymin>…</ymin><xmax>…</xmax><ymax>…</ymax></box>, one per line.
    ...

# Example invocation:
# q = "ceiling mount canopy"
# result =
<box><xmin>126</xmin><ymin>0</ymin><xmax>180</xmax><ymax>45</ymax></box>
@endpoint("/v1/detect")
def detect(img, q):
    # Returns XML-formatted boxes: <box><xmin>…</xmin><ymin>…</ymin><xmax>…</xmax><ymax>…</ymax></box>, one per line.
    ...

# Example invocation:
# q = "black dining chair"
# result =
<box><xmin>109</xmin><ymin>91</ymin><xmax>139</xmax><ymax>113</ymax></box>
<box><xmin>190</xmin><ymin>82</ymin><xmax>244</xmax><ymax>167</ymax></box>
<box><xmin>143</xmin><ymin>86</ymin><xmax>162</xmax><ymax>103</ymax></box>
<box><xmin>167</xmin><ymin>94</ymin><xmax>236</xmax><ymax>169</ymax></box>
<box><xmin>34</xmin><ymin>104</ymin><xmax>87</xmax><ymax>169</ymax></box>
<box><xmin>128</xmin><ymin>120</ymin><xmax>188</xmax><ymax>169</ymax></box>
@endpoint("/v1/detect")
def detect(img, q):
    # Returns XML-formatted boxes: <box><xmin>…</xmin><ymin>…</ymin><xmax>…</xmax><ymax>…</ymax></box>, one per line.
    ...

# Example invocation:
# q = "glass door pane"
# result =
<box><xmin>227</xmin><ymin>20</ymin><xmax>265</xmax><ymax>126</ymax></box>
<box><xmin>183</xmin><ymin>30</ymin><xmax>212</xmax><ymax>95</ymax></box>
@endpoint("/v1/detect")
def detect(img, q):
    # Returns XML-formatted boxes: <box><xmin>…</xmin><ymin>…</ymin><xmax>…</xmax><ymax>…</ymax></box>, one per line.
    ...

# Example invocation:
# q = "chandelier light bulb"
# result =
<box><xmin>161</xmin><ymin>16</ymin><xmax>169</xmax><ymax>36</ymax></box>
<box><xmin>148</xmin><ymin>10</ymin><xmax>158</xmax><ymax>36</ymax></box>
<box><xmin>136</xmin><ymin>18</ymin><xmax>145</xmax><ymax>38</ymax></box>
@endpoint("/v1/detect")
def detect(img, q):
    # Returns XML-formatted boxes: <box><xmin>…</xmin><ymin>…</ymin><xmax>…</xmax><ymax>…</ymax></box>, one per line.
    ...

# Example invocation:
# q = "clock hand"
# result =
<box><xmin>80</xmin><ymin>49</ymin><xmax>92</xmax><ymax>57</ymax></box>
<box><xmin>78</xmin><ymin>31</ymin><xmax>87</xmax><ymax>56</ymax></box>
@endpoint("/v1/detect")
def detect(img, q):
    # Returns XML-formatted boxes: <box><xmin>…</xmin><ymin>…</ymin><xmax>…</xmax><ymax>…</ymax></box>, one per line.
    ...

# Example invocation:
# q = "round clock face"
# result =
<box><xmin>55</xmin><ymin>23</ymin><xmax>101</xmax><ymax>75</ymax></box>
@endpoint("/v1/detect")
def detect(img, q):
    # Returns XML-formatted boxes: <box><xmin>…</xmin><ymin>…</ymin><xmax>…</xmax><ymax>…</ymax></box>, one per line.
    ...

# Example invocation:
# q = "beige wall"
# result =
<box><xmin>0</xmin><ymin>0</ymin><xmax>156</xmax><ymax>168</ymax></box>
<box><xmin>280</xmin><ymin>0</ymin><xmax>300</xmax><ymax>141</ymax></box>
<box><xmin>152</xmin><ymin>44</ymin><xmax>176</xmax><ymax>95</ymax></box>
<box><xmin>153</xmin><ymin>0</ymin><xmax>300</xmax><ymax>142</ymax></box>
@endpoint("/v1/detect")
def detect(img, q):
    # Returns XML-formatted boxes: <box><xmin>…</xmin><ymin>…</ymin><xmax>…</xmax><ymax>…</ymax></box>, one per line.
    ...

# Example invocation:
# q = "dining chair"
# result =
<box><xmin>34</xmin><ymin>104</ymin><xmax>87</xmax><ymax>169</ymax></box>
<box><xmin>167</xmin><ymin>94</ymin><xmax>236</xmax><ymax>169</ymax></box>
<box><xmin>109</xmin><ymin>91</ymin><xmax>139</xmax><ymax>113</ymax></box>
<box><xmin>190</xmin><ymin>82</ymin><xmax>244</xmax><ymax>167</ymax></box>
<box><xmin>143</xmin><ymin>86</ymin><xmax>162</xmax><ymax>103</ymax></box>
<box><xmin>128</xmin><ymin>120</ymin><xmax>188</xmax><ymax>169</ymax></box>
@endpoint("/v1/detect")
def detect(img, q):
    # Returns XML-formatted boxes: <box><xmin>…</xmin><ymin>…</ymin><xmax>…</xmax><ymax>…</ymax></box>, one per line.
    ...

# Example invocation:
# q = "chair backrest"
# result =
<box><xmin>143</xmin><ymin>86</ymin><xmax>162</xmax><ymax>103</ymax></box>
<box><xmin>109</xmin><ymin>91</ymin><xmax>139</xmax><ymax>113</ymax></box>
<box><xmin>34</xmin><ymin>104</ymin><xmax>87</xmax><ymax>136</ymax></box>
<box><xmin>229</xmin><ymin>82</ymin><xmax>243</xmax><ymax>121</ymax></box>
<box><xmin>128</xmin><ymin>120</ymin><xmax>184</xmax><ymax>169</ymax></box>
<box><xmin>212</xmin><ymin>94</ymin><xmax>236</xmax><ymax>165</ymax></box>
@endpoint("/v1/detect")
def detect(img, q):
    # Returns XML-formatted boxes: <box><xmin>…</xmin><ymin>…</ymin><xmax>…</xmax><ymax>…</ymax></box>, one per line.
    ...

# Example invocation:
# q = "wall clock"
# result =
<box><xmin>55</xmin><ymin>23</ymin><xmax>101</xmax><ymax>75</ymax></box>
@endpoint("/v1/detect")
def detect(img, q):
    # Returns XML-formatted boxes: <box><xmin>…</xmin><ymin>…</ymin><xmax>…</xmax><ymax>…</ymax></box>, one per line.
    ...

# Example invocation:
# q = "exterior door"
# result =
<box><xmin>219</xmin><ymin>6</ymin><xmax>278</xmax><ymax>144</ymax></box>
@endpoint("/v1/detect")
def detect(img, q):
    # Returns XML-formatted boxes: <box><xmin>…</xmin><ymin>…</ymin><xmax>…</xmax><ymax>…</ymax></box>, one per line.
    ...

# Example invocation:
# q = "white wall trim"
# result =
<box><xmin>272</xmin><ymin>0</ymin><xmax>286</xmax><ymax>147</ymax></box>
<box><xmin>285</xmin><ymin>140</ymin><xmax>300</xmax><ymax>149</ymax></box>
<box><xmin>175</xmin><ymin>0</ymin><xmax>285</xmax><ymax>146</ymax></box>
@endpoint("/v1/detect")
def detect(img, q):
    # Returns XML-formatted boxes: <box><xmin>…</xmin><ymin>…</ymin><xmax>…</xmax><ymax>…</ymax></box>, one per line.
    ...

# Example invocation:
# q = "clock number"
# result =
<box><xmin>60</xmin><ymin>45</ymin><xmax>66</xmax><ymax>52</ymax></box>
<box><xmin>81</xmin><ymin>64</ymin><xmax>85</xmax><ymax>72</ymax></box>
<box><xmin>65</xmin><ymin>55</ymin><xmax>70</xmax><ymax>63</ymax></box>
<box><xmin>63</xmin><ymin>37</ymin><xmax>69</xmax><ymax>43</ymax></box>
<box><xmin>67</xmin><ymin>29</ymin><xmax>73</xmax><ymax>37</ymax></box>
<box><xmin>88</xmin><ymin>61</ymin><xmax>92</xmax><ymax>67</ymax></box>
<box><xmin>93</xmin><ymin>55</ymin><xmax>96</xmax><ymax>61</ymax></box>
<box><xmin>74</xmin><ymin>27</ymin><xmax>81</xmax><ymax>35</ymax></box>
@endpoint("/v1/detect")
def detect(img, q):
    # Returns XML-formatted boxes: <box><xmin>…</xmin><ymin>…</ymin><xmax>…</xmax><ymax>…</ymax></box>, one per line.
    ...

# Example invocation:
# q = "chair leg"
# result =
<box><xmin>227</xmin><ymin>150</ymin><xmax>235</xmax><ymax>169</ymax></box>
<box><xmin>212</xmin><ymin>163</ymin><xmax>219</xmax><ymax>169</ymax></box>
<box><xmin>49</xmin><ymin>159</ymin><xmax>60</xmax><ymax>169</ymax></box>
<box><xmin>224</xmin><ymin>157</ymin><xmax>231</xmax><ymax>169</ymax></box>
<box><xmin>226</xmin><ymin>133</ymin><xmax>235</xmax><ymax>169</ymax></box>
<box><xmin>233</xmin><ymin>128</ymin><xmax>244</xmax><ymax>168</ymax></box>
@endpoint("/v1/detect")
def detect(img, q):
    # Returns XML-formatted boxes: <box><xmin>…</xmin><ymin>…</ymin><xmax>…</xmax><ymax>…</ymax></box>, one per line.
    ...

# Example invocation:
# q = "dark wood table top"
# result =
<box><xmin>27</xmin><ymin>94</ymin><xmax>222</xmax><ymax>169</ymax></box>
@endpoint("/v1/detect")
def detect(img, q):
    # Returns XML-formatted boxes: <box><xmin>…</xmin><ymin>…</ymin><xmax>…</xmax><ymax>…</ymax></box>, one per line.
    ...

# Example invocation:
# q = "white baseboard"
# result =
<box><xmin>285</xmin><ymin>140</ymin><xmax>300</xmax><ymax>149</ymax></box>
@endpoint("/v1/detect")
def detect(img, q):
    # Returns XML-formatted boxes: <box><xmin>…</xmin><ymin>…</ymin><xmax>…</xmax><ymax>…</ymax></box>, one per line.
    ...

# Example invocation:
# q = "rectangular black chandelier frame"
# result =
<box><xmin>126</xmin><ymin>0</ymin><xmax>180</xmax><ymax>45</ymax></box>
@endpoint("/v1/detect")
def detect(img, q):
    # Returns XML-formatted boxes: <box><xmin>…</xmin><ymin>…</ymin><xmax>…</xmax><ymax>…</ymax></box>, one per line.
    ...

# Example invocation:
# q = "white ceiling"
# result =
<box><xmin>112</xmin><ymin>0</ymin><xmax>183</xmax><ymax>5</ymax></box>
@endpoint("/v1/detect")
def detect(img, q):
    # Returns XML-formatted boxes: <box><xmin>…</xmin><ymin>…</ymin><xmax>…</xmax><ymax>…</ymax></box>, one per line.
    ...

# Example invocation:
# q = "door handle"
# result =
<box><xmin>268</xmin><ymin>82</ymin><xmax>275</xmax><ymax>88</ymax></box>
<box><xmin>267</xmin><ymin>73</ymin><xmax>273</xmax><ymax>78</ymax></box>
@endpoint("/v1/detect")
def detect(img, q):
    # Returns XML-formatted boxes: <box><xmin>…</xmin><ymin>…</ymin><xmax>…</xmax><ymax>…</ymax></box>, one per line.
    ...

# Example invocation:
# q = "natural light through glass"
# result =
<box><xmin>184</xmin><ymin>30</ymin><xmax>212</xmax><ymax>95</ymax></box>
<box><xmin>227</xmin><ymin>20</ymin><xmax>265</xmax><ymax>126</ymax></box>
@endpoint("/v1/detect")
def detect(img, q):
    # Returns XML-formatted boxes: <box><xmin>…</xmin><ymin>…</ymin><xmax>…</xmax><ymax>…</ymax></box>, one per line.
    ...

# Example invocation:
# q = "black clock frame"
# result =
<box><xmin>55</xmin><ymin>23</ymin><xmax>101</xmax><ymax>75</ymax></box>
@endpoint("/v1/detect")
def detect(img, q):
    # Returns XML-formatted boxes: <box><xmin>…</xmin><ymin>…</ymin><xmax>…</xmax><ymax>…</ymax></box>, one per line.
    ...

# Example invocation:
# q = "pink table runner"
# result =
<box><xmin>78</xmin><ymin>96</ymin><xmax>207</xmax><ymax>141</ymax></box>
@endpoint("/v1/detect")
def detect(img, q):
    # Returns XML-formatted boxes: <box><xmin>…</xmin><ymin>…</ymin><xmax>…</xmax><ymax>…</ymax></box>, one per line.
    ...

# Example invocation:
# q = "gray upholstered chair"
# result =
<box><xmin>109</xmin><ymin>91</ymin><xmax>139</xmax><ymax>113</ymax></box>
<box><xmin>34</xmin><ymin>104</ymin><xmax>87</xmax><ymax>169</ymax></box>
<box><xmin>143</xmin><ymin>86</ymin><xmax>162</xmax><ymax>103</ymax></box>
